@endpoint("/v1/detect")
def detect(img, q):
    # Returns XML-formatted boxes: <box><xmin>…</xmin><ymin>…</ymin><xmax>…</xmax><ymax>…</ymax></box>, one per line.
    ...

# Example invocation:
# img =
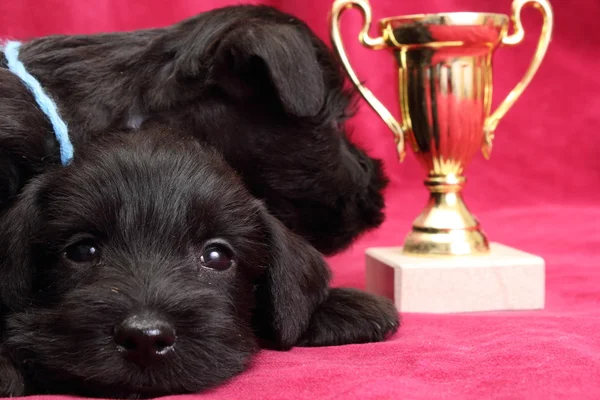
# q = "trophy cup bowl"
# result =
<box><xmin>329</xmin><ymin>0</ymin><xmax>553</xmax><ymax>257</ymax></box>
<box><xmin>329</xmin><ymin>0</ymin><xmax>553</xmax><ymax>313</ymax></box>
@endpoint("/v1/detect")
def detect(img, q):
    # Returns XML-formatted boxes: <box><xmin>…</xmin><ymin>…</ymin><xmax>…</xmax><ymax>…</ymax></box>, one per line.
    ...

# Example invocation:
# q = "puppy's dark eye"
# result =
<box><xmin>65</xmin><ymin>240</ymin><xmax>99</xmax><ymax>263</ymax></box>
<box><xmin>200</xmin><ymin>245</ymin><xmax>234</xmax><ymax>271</ymax></box>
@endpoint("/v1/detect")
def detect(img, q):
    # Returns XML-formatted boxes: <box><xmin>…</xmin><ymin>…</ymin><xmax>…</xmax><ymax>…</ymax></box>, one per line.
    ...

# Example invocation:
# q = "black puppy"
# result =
<box><xmin>0</xmin><ymin>126</ymin><xmax>399</xmax><ymax>398</ymax></box>
<box><xmin>0</xmin><ymin>4</ymin><xmax>388</xmax><ymax>256</ymax></box>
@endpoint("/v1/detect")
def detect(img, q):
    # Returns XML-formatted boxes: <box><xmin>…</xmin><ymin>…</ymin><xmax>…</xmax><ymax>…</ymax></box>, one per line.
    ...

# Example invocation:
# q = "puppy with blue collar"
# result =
<box><xmin>0</xmin><ymin>4</ymin><xmax>390</xmax><ymax>257</ymax></box>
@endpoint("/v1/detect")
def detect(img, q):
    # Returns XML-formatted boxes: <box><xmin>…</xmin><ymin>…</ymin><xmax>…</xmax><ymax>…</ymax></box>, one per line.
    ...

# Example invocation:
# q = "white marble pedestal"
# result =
<box><xmin>365</xmin><ymin>243</ymin><xmax>545</xmax><ymax>314</ymax></box>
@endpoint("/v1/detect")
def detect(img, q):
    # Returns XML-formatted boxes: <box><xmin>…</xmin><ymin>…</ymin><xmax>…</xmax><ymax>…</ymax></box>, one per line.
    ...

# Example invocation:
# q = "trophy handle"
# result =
<box><xmin>329</xmin><ymin>0</ymin><xmax>406</xmax><ymax>161</ymax></box>
<box><xmin>482</xmin><ymin>0</ymin><xmax>554</xmax><ymax>159</ymax></box>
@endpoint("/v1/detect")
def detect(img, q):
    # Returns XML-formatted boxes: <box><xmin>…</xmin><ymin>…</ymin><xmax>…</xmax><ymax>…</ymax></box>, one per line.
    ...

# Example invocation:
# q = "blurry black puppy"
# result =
<box><xmin>0</xmin><ymin>4</ymin><xmax>388</xmax><ymax>255</ymax></box>
<box><xmin>0</xmin><ymin>125</ymin><xmax>399</xmax><ymax>398</ymax></box>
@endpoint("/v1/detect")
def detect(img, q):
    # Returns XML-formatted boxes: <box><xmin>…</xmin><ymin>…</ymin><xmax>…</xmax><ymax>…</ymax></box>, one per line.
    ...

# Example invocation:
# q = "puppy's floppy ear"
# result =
<box><xmin>212</xmin><ymin>23</ymin><xmax>326</xmax><ymax>117</ymax></box>
<box><xmin>0</xmin><ymin>177</ymin><xmax>46</xmax><ymax>312</ymax></box>
<box><xmin>253</xmin><ymin>208</ymin><xmax>400</xmax><ymax>350</ymax></box>
<box><xmin>253</xmin><ymin>208</ymin><xmax>330</xmax><ymax>350</ymax></box>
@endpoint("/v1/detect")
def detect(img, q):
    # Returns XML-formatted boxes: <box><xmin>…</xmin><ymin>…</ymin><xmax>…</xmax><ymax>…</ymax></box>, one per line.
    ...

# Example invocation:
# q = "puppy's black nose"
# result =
<box><xmin>114</xmin><ymin>313</ymin><xmax>176</xmax><ymax>366</ymax></box>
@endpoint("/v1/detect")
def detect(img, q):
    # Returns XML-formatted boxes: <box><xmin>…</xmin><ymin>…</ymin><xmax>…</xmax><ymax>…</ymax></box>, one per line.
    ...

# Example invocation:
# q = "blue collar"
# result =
<box><xmin>3</xmin><ymin>40</ymin><xmax>74</xmax><ymax>166</ymax></box>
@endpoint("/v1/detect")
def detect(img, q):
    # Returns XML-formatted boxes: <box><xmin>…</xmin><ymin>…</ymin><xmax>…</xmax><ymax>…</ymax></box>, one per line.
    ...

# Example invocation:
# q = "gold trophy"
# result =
<box><xmin>329</xmin><ymin>0</ymin><xmax>553</xmax><ymax>313</ymax></box>
<box><xmin>330</xmin><ymin>0</ymin><xmax>553</xmax><ymax>256</ymax></box>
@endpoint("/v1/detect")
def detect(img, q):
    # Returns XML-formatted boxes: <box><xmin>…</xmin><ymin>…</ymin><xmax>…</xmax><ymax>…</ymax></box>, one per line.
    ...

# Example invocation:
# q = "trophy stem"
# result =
<box><xmin>402</xmin><ymin>174</ymin><xmax>490</xmax><ymax>256</ymax></box>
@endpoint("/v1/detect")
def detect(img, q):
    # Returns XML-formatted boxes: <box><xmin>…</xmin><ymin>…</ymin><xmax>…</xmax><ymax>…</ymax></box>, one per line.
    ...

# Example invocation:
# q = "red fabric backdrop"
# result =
<box><xmin>1</xmin><ymin>0</ymin><xmax>599</xmax><ymax>399</ymax></box>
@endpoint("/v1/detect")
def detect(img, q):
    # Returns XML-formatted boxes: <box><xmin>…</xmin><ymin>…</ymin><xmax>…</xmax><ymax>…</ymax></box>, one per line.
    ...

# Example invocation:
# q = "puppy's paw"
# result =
<box><xmin>0</xmin><ymin>353</ymin><xmax>25</xmax><ymax>397</ymax></box>
<box><xmin>297</xmin><ymin>288</ymin><xmax>400</xmax><ymax>347</ymax></box>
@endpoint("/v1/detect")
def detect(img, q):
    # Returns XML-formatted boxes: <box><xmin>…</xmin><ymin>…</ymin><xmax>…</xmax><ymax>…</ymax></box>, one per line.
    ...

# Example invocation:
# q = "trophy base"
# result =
<box><xmin>365</xmin><ymin>242</ymin><xmax>545</xmax><ymax>314</ymax></box>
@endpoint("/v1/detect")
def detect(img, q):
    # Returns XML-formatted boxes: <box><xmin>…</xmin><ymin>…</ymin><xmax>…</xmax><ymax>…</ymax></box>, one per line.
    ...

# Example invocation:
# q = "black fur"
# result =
<box><xmin>0</xmin><ymin>4</ymin><xmax>389</xmax><ymax>255</ymax></box>
<box><xmin>0</xmin><ymin>127</ymin><xmax>399</xmax><ymax>398</ymax></box>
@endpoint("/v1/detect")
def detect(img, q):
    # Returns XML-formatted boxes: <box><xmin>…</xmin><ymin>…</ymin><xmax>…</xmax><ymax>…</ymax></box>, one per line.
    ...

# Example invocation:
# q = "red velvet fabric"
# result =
<box><xmin>1</xmin><ymin>0</ymin><xmax>599</xmax><ymax>398</ymax></box>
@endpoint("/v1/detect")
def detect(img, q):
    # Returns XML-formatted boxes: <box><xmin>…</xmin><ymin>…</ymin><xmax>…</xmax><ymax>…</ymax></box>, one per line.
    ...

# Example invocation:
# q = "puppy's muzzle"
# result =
<box><xmin>113</xmin><ymin>312</ymin><xmax>176</xmax><ymax>367</ymax></box>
